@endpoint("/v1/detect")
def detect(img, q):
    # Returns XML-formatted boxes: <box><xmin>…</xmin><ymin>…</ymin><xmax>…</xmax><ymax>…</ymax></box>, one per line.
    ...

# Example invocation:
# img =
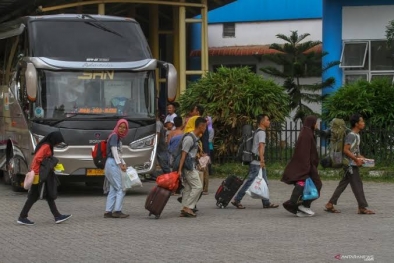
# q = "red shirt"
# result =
<box><xmin>31</xmin><ymin>144</ymin><xmax>52</xmax><ymax>174</ymax></box>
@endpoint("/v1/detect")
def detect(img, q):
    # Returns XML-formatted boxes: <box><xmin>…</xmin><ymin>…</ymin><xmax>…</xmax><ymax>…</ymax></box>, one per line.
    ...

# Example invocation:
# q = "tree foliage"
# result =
<box><xmin>260</xmin><ymin>31</ymin><xmax>339</xmax><ymax>121</ymax></box>
<box><xmin>323</xmin><ymin>78</ymin><xmax>394</xmax><ymax>125</ymax></box>
<box><xmin>177</xmin><ymin>67</ymin><xmax>290</xmax><ymax>158</ymax></box>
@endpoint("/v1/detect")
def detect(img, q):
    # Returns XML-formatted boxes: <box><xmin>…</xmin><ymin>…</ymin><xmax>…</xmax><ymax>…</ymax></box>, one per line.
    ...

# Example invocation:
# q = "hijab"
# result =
<box><xmin>112</xmin><ymin>119</ymin><xmax>129</xmax><ymax>138</ymax></box>
<box><xmin>184</xmin><ymin>116</ymin><xmax>198</xmax><ymax>133</ymax></box>
<box><xmin>281</xmin><ymin>115</ymin><xmax>319</xmax><ymax>184</ymax></box>
<box><xmin>34</xmin><ymin>131</ymin><xmax>65</xmax><ymax>154</ymax></box>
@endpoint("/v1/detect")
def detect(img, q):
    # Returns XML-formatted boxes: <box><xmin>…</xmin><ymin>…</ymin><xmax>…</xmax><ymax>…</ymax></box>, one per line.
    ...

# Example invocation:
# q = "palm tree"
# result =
<box><xmin>260</xmin><ymin>31</ymin><xmax>339</xmax><ymax>121</ymax></box>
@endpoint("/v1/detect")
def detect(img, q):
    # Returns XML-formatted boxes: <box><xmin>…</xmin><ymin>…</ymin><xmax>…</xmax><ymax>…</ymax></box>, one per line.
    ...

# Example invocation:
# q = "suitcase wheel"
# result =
<box><xmin>155</xmin><ymin>215</ymin><xmax>160</xmax><ymax>219</ymax></box>
<box><xmin>148</xmin><ymin>212</ymin><xmax>152</xmax><ymax>217</ymax></box>
<box><xmin>216</xmin><ymin>202</ymin><xmax>226</xmax><ymax>209</ymax></box>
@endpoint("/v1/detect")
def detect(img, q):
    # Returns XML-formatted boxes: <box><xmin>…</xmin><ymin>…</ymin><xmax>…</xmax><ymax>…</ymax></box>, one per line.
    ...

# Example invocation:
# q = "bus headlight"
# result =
<box><xmin>129</xmin><ymin>134</ymin><xmax>155</xmax><ymax>149</ymax></box>
<box><xmin>33</xmin><ymin>134</ymin><xmax>44</xmax><ymax>144</ymax></box>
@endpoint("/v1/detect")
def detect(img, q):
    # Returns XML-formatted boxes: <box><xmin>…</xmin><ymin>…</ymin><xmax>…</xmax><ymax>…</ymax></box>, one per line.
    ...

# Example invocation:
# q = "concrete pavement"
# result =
<box><xmin>0</xmin><ymin>177</ymin><xmax>392</xmax><ymax>263</ymax></box>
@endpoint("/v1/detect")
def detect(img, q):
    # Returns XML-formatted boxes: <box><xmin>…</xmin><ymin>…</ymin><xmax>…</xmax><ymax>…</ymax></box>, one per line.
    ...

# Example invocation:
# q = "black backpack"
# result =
<box><xmin>236</xmin><ymin>124</ymin><xmax>262</xmax><ymax>164</ymax></box>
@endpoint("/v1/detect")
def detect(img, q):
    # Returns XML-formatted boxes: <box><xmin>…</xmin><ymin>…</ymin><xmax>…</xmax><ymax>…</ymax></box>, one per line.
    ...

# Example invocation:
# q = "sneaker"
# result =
<box><xmin>104</xmin><ymin>212</ymin><xmax>113</xmax><ymax>218</ymax></box>
<box><xmin>296</xmin><ymin>211</ymin><xmax>314</xmax><ymax>217</ymax></box>
<box><xmin>112</xmin><ymin>211</ymin><xmax>129</xmax><ymax>218</ymax></box>
<box><xmin>17</xmin><ymin>217</ymin><xmax>35</xmax><ymax>226</ymax></box>
<box><xmin>298</xmin><ymin>205</ymin><xmax>315</xmax><ymax>216</ymax></box>
<box><xmin>55</xmin><ymin>214</ymin><xmax>72</xmax><ymax>224</ymax></box>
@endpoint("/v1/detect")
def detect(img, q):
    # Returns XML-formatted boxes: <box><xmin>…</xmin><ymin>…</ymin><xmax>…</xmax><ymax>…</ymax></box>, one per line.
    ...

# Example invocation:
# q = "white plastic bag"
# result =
<box><xmin>246</xmin><ymin>168</ymin><xmax>269</xmax><ymax>199</ymax></box>
<box><xmin>122</xmin><ymin>166</ymin><xmax>142</xmax><ymax>190</ymax></box>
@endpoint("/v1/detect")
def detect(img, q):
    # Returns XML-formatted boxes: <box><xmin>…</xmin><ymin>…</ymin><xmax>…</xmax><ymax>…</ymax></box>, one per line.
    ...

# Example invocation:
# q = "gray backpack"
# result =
<box><xmin>172</xmin><ymin>133</ymin><xmax>199</xmax><ymax>171</ymax></box>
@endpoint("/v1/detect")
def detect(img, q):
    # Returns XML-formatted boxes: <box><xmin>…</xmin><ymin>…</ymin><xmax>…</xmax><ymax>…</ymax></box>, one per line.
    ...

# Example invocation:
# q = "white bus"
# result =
<box><xmin>0</xmin><ymin>14</ymin><xmax>176</xmax><ymax>191</ymax></box>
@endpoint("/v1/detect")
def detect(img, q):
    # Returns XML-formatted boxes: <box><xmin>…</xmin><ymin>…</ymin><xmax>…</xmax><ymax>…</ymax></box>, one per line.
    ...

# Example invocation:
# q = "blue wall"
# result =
<box><xmin>207</xmin><ymin>0</ymin><xmax>322</xmax><ymax>23</ymax></box>
<box><xmin>322</xmin><ymin>0</ymin><xmax>394</xmax><ymax>93</ymax></box>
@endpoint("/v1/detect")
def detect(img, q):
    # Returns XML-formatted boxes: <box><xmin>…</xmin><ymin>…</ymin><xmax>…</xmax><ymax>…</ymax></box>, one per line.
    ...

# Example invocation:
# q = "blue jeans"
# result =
<box><xmin>105</xmin><ymin>158</ymin><xmax>126</xmax><ymax>212</ymax></box>
<box><xmin>234</xmin><ymin>164</ymin><xmax>270</xmax><ymax>206</ymax></box>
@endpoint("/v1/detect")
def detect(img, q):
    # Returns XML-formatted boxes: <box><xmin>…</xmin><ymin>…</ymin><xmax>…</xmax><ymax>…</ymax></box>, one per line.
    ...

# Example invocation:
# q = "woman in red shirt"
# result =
<box><xmin>17</xmin><ymin>131</ymin><xmax>72</xmax><ymax>225</ymax></box>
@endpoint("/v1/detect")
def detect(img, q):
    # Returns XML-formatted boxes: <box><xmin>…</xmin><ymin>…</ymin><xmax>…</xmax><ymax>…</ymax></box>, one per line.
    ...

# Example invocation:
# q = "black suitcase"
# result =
<box><xmin>215</xmin><ymin>175</ymin><xmax>246</xmax><ymax>208</ymax></box>
<box><xmin>145</xmin><ymin>186</ymin><xmax>172</xmax><ymax>219</ymax></box>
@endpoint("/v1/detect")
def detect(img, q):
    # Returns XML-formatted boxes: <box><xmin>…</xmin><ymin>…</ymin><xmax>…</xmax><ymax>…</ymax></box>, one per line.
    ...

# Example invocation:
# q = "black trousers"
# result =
<box><xmin>329</xmin><ymin>166</ymin><xmax>368</xmax><ymax>208</ymax></box>
<box><xmin>283</xmin><ymin>177</ymin><xmax>323</xmax><ymax>214</ymax></box>
<box><xmin>19</xmin><ymin>184</ymin><xmax>61</xmax><ymax>219</ymax></box>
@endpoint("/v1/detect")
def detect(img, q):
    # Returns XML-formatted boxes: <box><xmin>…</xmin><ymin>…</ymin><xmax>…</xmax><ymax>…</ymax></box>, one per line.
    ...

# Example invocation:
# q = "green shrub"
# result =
<box><xmin>323</xmin><ymin>78</ymin><xmax>394</xmax><ymax>125</ymax></box>
<box><xmin>178</xmin><ymin>67</ymin><xmax>290</xmax><ymax>158</ymax></box>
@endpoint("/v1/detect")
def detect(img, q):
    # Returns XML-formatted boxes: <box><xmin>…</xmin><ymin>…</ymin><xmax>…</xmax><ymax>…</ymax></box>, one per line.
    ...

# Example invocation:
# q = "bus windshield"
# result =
<box><xmin>29</xmin><ymin>20</ymin><xmax>151</xmax><ymax>61</ymax></box>
<box><xmin>31</xmin><ymin>70</ymin><xmax>156</xmax><ymax>120</ymax></box>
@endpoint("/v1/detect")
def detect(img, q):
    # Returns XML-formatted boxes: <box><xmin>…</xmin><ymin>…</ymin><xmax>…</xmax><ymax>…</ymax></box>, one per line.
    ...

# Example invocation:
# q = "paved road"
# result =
<box><xmin>0</xmin><ymin>177</ymin><xmax>392</xmax><ymax>263</ymax></box>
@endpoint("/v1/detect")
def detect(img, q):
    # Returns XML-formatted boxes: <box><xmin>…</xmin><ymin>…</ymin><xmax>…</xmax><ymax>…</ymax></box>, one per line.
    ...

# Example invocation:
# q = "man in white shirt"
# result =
<box><xmin>164</xmin><ymin>103</ymin><xmax>177</xmax><ymax>130</ymax></box>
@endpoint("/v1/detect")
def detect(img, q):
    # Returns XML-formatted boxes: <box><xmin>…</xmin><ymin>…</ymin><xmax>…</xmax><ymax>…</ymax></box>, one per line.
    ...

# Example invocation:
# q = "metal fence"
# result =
<box><xmin>215</xmin><ymin>121</ymin><xmax>394</xmax><ymax>166</ymax></box>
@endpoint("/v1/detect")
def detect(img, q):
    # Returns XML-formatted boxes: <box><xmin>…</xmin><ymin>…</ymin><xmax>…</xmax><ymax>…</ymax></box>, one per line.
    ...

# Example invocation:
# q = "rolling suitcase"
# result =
<box><xmin>145</xmin><ymin>186</ymin><xmax>172</xmax><ymax>219</ymax></box>
<box><xmin>215</xmin><ymin>174</ymin><xmax>246</xmax><ymax>208</ymax></box>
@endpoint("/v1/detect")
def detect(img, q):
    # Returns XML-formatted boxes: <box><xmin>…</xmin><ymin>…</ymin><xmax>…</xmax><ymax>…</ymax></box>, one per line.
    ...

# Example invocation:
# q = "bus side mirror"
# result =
<box><xmin>166</xmin><ymin>63</ymin><xmax>177</xmax><ymax>102</ymax></box>
<box><xmin>157</xmin><ymin>61</ymin><xmax>177</xmax><ymax>102</ymax></box>
<box><xmin>25</xmin><ymin>63</ymin><xmax>37</xmax><ymax>102</ymax></box>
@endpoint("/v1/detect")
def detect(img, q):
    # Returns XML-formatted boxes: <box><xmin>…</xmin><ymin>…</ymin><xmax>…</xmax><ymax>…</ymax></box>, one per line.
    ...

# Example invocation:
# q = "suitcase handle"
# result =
<box><xmin>242</xmin><ymin>173</ymin><xmax>249</xmax><ymax>181</ymax></box>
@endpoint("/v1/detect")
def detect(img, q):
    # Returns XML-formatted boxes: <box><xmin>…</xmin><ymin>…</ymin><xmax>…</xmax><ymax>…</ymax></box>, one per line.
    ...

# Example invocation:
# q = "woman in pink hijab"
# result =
<box><xmin>104</xmin><ymin>119</ymin><xmax>130</xmax><ymax>219</ymax></box>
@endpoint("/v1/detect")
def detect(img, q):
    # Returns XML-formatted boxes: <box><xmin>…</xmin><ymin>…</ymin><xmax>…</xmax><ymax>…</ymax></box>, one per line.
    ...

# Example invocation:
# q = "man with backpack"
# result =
<box><xmin>177</xmin><ymin>117</ymin><xmax>207</xmax><ymax>218</ymax></box>
<box><xmin>231</xmin><ymin>114</ymin><xmax>279</xmax><ymax>209</ymax></box>
<box><xmin>325</xmin><ymin>114</ymin><xmax>375</xmax><ymax>215</ymax></box>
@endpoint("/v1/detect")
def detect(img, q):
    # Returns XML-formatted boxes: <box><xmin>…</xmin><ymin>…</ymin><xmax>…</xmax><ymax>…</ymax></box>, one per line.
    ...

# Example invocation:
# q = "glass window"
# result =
<box><xmin>371</xmin><ymin>41</ymin><xmax>394</xmax><ymax>70</ymax></box>
<box><xmin>345</xmin><ymin>74</ymin><xmax>368</xmax><ymax>84</ymax></box>
<box><xmin>370</xmin><ymin>74</ymin><xmax>394</xmax><ymax>83</ymax></box>
<box><xmin>340</xmin><ymin>42</ymin><xmax>368</xmax><ymax>68</ymax></box>
<box><xmin>33</xmin><ymin>70</ymin><xmax>155</xmax><ymax>120</ymax></box>
<box><xmin>222</xmin><ymin>23</ymin><xmax>235</xmax><ymax>38</ymax></box>
<box><xmin>30</xmin><ymin>20</ymin><xmax>151</xmax><ymax>62</ymax></box>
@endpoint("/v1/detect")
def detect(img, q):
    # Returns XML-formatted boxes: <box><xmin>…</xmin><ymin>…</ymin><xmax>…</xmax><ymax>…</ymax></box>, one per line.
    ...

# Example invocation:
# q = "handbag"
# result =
<box><xmin>246</xmin><ymin>168</ymin><xmax>269</xmax><ymax>199</ymax></box>
<box><xmin>302</xmin><ymin>178</ymin><xmax>319</xmax><ymax>200</ymax></box>
<box><xmin>198</xmin><ymin>155</ymin><xmax>211</xmax><ymax>169</ymax></box>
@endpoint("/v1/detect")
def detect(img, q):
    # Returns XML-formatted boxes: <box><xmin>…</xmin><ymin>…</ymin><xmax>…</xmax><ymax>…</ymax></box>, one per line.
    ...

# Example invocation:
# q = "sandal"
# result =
<box><xmin>324</xmin><ymin>203</ymin><xmax>341</xmax><ymax>213</ymax></box>
<box><xmin>263</xmin><ymin>203</ymin><xmax>279</xmax><ymax>209</ymax></box>
<box><xmin>180</xmin><ymin>210</ymin><xmax>197</xmax><ymax>218</ymax></box>
<box><xmin>358</xmin><ymin>208</ymin><xmax>375</xmax><ymax>215</ymax></box>
<box><xmin>231</xmin><ymin>201</ymin><xmax>246</xmax><ymax>209</ymax></box>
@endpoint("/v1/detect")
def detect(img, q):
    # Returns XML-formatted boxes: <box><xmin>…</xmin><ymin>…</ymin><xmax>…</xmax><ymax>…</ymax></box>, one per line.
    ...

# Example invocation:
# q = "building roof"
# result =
<box><xmin>190</xmin><ymin>44</ymin><xmax>322</xmax><ymax>57</ymax></box>
<box><xmin>0</xmin><ymin>0</ymin><xmax>235</xmax><ymax>23</ymax></box>
<box><xmin>206</xmin><ymin>0</ymin><xmax>322</xmax><ymax>23</ymax></box>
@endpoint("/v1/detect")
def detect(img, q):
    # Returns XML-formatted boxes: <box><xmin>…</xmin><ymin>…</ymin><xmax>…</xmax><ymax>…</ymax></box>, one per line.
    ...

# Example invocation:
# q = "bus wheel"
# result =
<box><xmin>7</xmin><ymin>156</ymin><xmax>27</xmax><ymax>192</ymax></box>
<box><xmin>12</xmin><ymin>184</ymin><xmax>25</xmax><ymax>192</ymax></box>
<box><xmin>3</xmin><ymin>168</ymin><xmax>11</xmax><ymax>185</ymax></box>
